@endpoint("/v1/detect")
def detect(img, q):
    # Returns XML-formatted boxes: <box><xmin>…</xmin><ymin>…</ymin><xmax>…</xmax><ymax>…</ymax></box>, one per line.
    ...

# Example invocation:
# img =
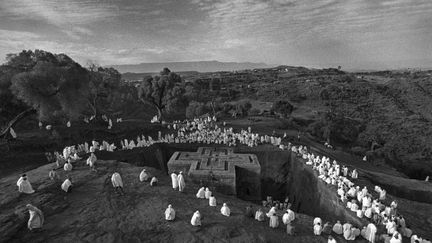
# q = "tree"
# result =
<box><xmin>234</xmin><ymin>100</ymin><xmax>252</xmax><ymax>117</ymax></box>
<box><xmin>87</xmin><ymin>64</ymin><xmax>121</xmax><ymax>118</ymax></box>
<box><xmin>272</xmin><ymin>100</ymin><xmax>294</xmax><ymax>118</ymax></box>
<box><xmin>186</xmin><ymin>101</ymin><xmax>208</xmax><ymax>119</ymax></box>
<box><xmin>137</xmin><ymin>68</ymin><xmax>184</xmax><ymax>121</ymax></box>
<box><xmin>0</xmin><ymin>50</ymin><xmax>90</xmax><ymax>138</ymax></box>
<box><xmin>11</xmin><ymin>60</ymin><xmax>89</xmax><ymax>121</ymax></box>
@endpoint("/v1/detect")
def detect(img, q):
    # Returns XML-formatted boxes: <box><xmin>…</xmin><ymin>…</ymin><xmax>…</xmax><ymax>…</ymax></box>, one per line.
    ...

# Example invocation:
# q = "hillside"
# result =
<box><xmin>171</xmin><ymin>67</ymin><xmax>432</xmax><ymax>179</ymax></box>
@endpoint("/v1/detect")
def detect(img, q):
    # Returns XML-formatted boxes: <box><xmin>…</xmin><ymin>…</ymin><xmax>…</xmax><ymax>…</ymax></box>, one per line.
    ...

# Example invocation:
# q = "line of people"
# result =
<box><xmin>293</xmin><ymin>145</ymin><xmax>430</xmax><ymax>243</ymax></box>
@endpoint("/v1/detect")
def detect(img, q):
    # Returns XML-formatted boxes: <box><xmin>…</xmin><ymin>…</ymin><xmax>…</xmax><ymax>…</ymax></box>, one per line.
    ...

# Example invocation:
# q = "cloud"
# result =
<box><xmin>0</xmin><ymin>0</ymin><xmax>116</xmax><ymax>25</ymax></box>
<box><xmin>0</xmin><ymin>0</ymin><xmax>118</xmax><ymax>39</ymax></box>
<box><xmin>1</xmin><ymin>0</ymin><xmax>432</xmax><ymax>69</ymax></box>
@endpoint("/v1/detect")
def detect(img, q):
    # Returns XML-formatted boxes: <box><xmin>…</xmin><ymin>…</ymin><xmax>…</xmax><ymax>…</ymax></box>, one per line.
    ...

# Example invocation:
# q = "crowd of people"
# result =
<box><xmin>15</xmin><ymin>116</ymin><xmax>431</xmax><ymax>242</ymax></box>
<box><xmin>292</xmin><ymin>144</ymin><xmax>429</xmax><ymax>242</ymax></box>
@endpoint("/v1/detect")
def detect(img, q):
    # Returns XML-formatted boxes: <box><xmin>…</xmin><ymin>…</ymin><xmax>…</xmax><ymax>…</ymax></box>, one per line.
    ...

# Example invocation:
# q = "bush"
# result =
<box><xmin>234</xmin><ymin>100</ymin><xmax>252</xmax><ymax>117</ymax></box>
<box><xmin>185</xmin><ymin>101</ymin><xmax>208</xmax><ymax>119</ymax></box>
<box><xmin>248</xmin><ymin>108</ymin><xmax>261</xmax><ymax>116</ymax></box>
<box><xmin>272</xmin><ymin>100</ymin><xmax>294</xmax><ymax>118</ymax></box>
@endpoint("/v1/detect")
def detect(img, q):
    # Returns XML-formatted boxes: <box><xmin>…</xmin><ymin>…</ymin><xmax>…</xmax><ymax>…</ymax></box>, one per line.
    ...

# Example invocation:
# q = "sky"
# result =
<box><xmin>0</xmin><ymin>0</ymin><xmax>431</xmax><ymax>70</ymax></box>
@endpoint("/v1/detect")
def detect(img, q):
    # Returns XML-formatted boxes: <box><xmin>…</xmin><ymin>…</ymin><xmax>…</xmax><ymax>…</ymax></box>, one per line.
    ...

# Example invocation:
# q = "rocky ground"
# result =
<box><xmin>0</xmin><ymin>159</ymin><xmax>356</xmax><ymax>243</ymax></box>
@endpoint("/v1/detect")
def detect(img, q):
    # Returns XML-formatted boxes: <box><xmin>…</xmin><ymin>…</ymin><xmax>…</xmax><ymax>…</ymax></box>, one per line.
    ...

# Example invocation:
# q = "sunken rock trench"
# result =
<box><xmin>95</xmin><ymin>143</ymin><xmax>363</xmax><ymax>225</ymax></box>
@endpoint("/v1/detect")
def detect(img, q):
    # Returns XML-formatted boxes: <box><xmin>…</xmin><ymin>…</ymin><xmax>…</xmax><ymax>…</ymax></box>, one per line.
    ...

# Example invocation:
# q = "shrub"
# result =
<box><xmin>271</xmin><ymin>100</ymin><xmax>294</xmax><ymax>118</ymax></box>
<box><xmin>235</xmin><ymin>100</ymin><xmax>252</xmax><ymax>117</ymax></box>
<box><xmin>185</xmin><ymin>101</ymin><xmax>208</xmax><ymax>119</ymax></box>
<box><xmin>248</xmin><ymin>108</ymin><xmax>261</xmax><ymax>116</ymax></box>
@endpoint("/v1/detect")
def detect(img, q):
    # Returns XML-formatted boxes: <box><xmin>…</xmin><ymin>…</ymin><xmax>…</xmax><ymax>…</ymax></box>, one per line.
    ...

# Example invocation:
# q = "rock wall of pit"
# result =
<box><xmin>95</xmin><ymin>143</ymin><xmax>366</xmax><ymax>226</ymax></box>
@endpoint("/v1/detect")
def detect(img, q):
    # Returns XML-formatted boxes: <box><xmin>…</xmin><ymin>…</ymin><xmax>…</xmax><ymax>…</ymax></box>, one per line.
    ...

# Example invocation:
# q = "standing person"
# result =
<box><xmin>364</xmin><ymin>223</ymin><xmax>377</xmax><ymax>243</ymax></box>
<box><xmin>178</xmin><ymin>171</ymin><xmax>185</xmax><ymax>192</ymax></box>
<box><xmin>269</xmin><ymin>212</ymin><xmax>279</xmax><ymax>229</ymax></box>
<box><xmin>86</xmin><ymin>153</ymin><xmax>97</xmax><ymax>171</ymax></box>
<box><xmin>170</xmin><ymin>172</ymin><xmax>178</xmax><ymax>190</ymax></box>
<box><xmin>204</xmin><ymin>187</ymin><xmax>212</xmax><ymax>199</ymax></box>
<box><xmin>26</xmin><ymin>204</ymin><xmax>44</xmax><ymax>231</ymax></box>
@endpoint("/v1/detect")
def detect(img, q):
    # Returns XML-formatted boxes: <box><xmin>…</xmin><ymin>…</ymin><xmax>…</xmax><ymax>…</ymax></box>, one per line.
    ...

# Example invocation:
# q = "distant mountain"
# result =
<box><xmin>107</xmin><ymin>61</ymin><xmax>273</xmax><ymax>73</ymax></box>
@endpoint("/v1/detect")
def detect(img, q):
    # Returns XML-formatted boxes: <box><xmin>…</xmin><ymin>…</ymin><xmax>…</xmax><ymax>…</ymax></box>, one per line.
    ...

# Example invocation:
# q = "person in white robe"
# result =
<box><xmin>66</xmin><ymin>121</ymin><xmax>71</xmax><ymax>127</ymax></box>
<box><xmin>178</xmin><ymin>171</ymin><xmax>185</xmax><ymax>192</ymax></box>
<box><xmin>26</xmin><ymin>204</ymin><xmax>44</xmax><ymax>231</ymax></box>
<box><xmin>361</xmin><ymin>226</ymin><xmax>367</xmax><ymax>239</ymax></box>
<box><xmin>255</xmin><ymin>208</ymin><xmax>265</xmax><ymax>222</ymax></box>
<box><xmin>204</xmin><ymin>187</ymin><xmax>212</xmax><ymax>199</ymax></box>
<box><xmin>71</xmin><ymin>153</ymin><xmax>81</xmax><ymax>161</ymax></box>
<box><xmin>269</xmin><ymin>212</ymin><xmax>279</xmax><ymax>228</ymax></box>
<box><xmin>17</xmin><ymin>174</ymin><xmax>35</xmax><ymax>194</ymax></box>
<box><xmin>64</xmin><ymin>161</ymin><xmax>73</xmax><ymax>171</ymax></box>
<box><xmin>139</xmin><ymin>169</ymin><xmax>150</xmax><ymax>182</ymax></box>
<box><xmin>209</xmin><ymin>196</ymin><xmax>217</xmax><ymax>206</ymax></box>
<box><xmin>61</xmin><ymin>177</ymin><xmax>72</xmax><ymax>193</ymax></box>
<box><xmin>351</xmin><ymin>169</ymin><xmax>358</xmax><ymax>179</ymax></box>
<box><xmin>191</xmin><ymin>211</ymin><xmax>201</xmax><ymax>226</ymax></box>
<box><xmin>111</xmin><ymin>172</ymin><xmax>124</xmax><ymax>194</ymax></box>
<box><xmin>343</xmin><ymin>223</ymin><xmax>354</xmax><ymax>240</ymax></box>
<box><xmin>266</xmin><ymin>206</ymin><xmax>276</xmax><ymax>218</ymax></box>
<box><xmin>87</xmin><ymin>153</ymin><xmax>96</xmax><ymax>170</ymax></box>
<box><xmin>150</xmin><ymin>177</ymin><xmax>158</xmax><ymax>186</ymax></box>
<box><xmin>390</xmin><ymin>232</ymin><xmax>402</xmax><ymax>243</ymax></box>
<box><xmin>282</xmin><ymin>209</ymin><xmax>295</xmax><ymax>225</ymax></box>
<box><xmin>170</xmin><ymin>172</ymin><xmax>178</xmax><ymax>190</ymax></box>
<box><xmin>313</xmin><ymin>217</ymin><xmax>322</xmax><ymax>226</ymax></box>
<box><xmin>328</xmin><ymin>236</ymin><xmax>337</xmax><ymax>243</ymax></box>
<box><xmin>196</xmin><ymin>187</ymin><xmax>205</xmax><ymax>198</ymax></box>
<box><xmin>165</xmin><ymin>204</ymin><xmax>175</xmax><ymax>221</ymax></box>
<box><xmin>350</xmin><ymin>201</ymin><xmax>359</xmax><ymax>212</ymax></box>
<box><xmin>379</xmin><ymin>189</ymin><xmax>386</xmax><ymax>200</ymax></box>
<box><xmin>357</xmin><ymin>209</ymin><xmax>364</xmax><ymax>218</ymax></box>
<box><xmin>364</xmin><ymin>223</ymin><xmax>377</xmax><ymax>243</ymax></box>
<box><xmin>390</xmin><ymin>200</ymin><xmax>398</xmax><ymax>209</ymax></box>
<box><xmin>333</xmin><ymin>220</ymin><xmax>343</xmax><ymax>235</ymax></box>
<box><xmin>386</xmin><ymin>220</ymin><xmax>397</xmax><ymax>235</ymax></box>
<box><xmin>314</xmin><ymin>222</ymin><xmax>322</xmax><ymax>235</ymax></box>
<box><xmin>220</xmin><ymin>203</ymin><xmax>231</xmax><ymax>217</ymax></box>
